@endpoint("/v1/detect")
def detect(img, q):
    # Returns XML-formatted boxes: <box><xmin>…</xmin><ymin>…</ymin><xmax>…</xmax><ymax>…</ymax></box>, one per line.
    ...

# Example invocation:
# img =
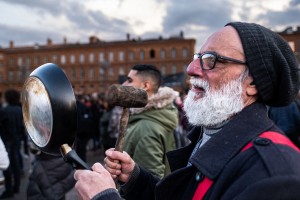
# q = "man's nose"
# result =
<box><xmin>186</xmin><ymin>59</ymin><xmax>203</xmax><ymax>77</ymax></box>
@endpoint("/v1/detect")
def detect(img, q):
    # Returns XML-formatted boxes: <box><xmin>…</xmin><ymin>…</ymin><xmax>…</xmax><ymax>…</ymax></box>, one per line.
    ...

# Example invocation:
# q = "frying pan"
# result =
<box><xmin>22</xmin><ymin>63</ymin><xmax>90</xmax><ymax>169</ymax></box>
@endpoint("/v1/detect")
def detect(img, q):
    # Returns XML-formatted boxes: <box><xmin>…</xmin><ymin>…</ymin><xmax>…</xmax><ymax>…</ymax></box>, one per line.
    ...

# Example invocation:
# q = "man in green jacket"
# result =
<box><xmin>122</xmin><ymin>64</ymin><xmax>178</xmax><ymax>178</ymax></box>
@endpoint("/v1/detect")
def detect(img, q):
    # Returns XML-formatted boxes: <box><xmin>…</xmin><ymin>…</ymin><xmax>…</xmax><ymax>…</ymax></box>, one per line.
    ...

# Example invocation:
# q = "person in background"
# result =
<box><xmin>74</xmin><ymin>22</ymin><xmax>300</xmax><ymax>200</ymax></box>
<box><xmin>268</xmin><ymin>100</ymin><xmax>300</xmax><ymax>148</ymax></box>
<box><xmin>0</xmin><ymin>89</ymin><xmax>23</xmax><ymax>199</ymax></box>
<box><xmin>75</xmin><ymin>94</ymin><xmax>92</xmax><ymax>162</ymax></box>
<box><xmin>119</xmin><ymin>64</ymin><xmax>178</xmax><ymax>178</ymax></box>
<box><xmin>27</xmin><ymin>144</ymin><xmax>75</xmax><ymax>200</ymax></box>
<box><xmin>0</xmin><ymin>137</ymin><xmax>9</xmax><ymax>170</ymax></box>
<box><xmin>90</xmin><ymin>93</ymin><xmax>104</xmax><ymax>151</ymax></box>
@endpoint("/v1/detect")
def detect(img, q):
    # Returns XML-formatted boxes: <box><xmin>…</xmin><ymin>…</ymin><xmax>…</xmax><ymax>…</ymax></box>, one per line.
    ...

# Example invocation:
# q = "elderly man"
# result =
<box><xmin>74</xmin><ymin>22</ymin><xmax>300</xmax><ymax>200</ymax></box>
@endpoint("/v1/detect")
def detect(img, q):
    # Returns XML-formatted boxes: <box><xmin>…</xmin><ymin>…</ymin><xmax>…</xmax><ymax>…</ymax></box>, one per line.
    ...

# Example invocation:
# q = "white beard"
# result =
<box><xmin>183</xmin><ymin>76</ymin><xmax>244</xmax><ymax>127</ymax></box>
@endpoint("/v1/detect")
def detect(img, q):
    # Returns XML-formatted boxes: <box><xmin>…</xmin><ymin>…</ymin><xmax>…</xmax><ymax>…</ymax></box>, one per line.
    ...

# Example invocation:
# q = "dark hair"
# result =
<box><xmin>5</xmin><ymin>89</ymin><xmax>20</xmax><ymax>105</ymax></box>
<box><xmin>132</xmin><ymin>64</ymin><xmax>162</xmax><ymax>93</ymax></box>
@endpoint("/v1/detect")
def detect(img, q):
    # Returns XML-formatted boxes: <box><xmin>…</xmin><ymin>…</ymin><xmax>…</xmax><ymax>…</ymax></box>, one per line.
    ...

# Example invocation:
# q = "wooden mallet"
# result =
<box><xmin>107</xmin><ymin>84</ymin><xmax>148</xmax><ymax>151</ymax></box>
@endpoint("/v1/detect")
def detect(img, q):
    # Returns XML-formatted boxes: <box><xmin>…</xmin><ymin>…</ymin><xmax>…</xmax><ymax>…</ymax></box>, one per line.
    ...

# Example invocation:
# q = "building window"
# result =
<box><xmin>8</xmin><ymin>71</ymin><xmax>14</xmax><ymax>81</ymax></box>
<box><xmin>109</xmin><ymin>52</ymin><xmax>114</xmax><ymax>62</ymax></box>
<box><xmin>80</xmin><ymin>53</ymin><xmax>85</xmax><ymax>63</ymax></box>
<box><xmin>288</xmin><ymin>41</ymin><xmax>295</xmax><ymax>51</ymax></box>
<box><xmin>34</xmin><ymin>56</ymin><xmax>40</xmax><ymax>65</ymax></box>
<box><xmin>108</xmin><ymin>68</ymin><xmax>114</xmax><ymax>76</ymax></box>
<box><xmin>99</xmin><ymin>67</ymin><xmax>105</xmax><ymax>76</ymax></box>
<box><xmin>44</xmin><ymin>56</ymin><xmax>49</xmax><ymax>63</ymax></box>
<box><xmin>52</xmin><ymin>54</ymin><xmax>58</xmax><ymax>63</ymax></box>
<box><xmin>71</xmin><ymin>68</ymin><xmax>76</xmax><ymax>79</ymax></box>
<box><xmin>171</xmin><ymin>48</ymin><xmax>177</xmax><ymax>59</ymax></box>
<box><xmin>80</xmin><ymin>68</ymin><xmax>85</xmax><ymax>80</ymax></box>
<box><xmin>61</xmin><ymin>55</ymin><xmax>66</xmax><ymax>64</ymax></box>
<box><xmin>18</xmin><ymin>71</ymin><xmax>22</xmax><ymax>81</ymax></box>
<box><xmin>89</xmin><ymin>66</ymin><xmax>94</xmax><ymax>80</ymax></box>
<box><xmin>182</xmin><ymin>48</ymin><xmax>188</xmax><ymax>58</ymax></box>
<box><xmin>9</xmin><ymin>58</ymin><xmax>14</xmax><ymax>66</ymax></box>
<box><xmin>119</xmin><ymin>51</ymin><xmax>124</xmax><ymax>61</ymax></box>
<box><xmin>129</xmin><ymin>51</ymin><xmax>134</xmax><ymax>60</ymax></box>
<box><xmin>160</xmin><ymin>49</ymin><xmax>166</xmax><ymax>59</ymax></box>
<box><xmin>70</xmin><ymin>54</ymin><xmax>75</xmax><ymax>64</ymax></box>
<box><xmin>99</xmin><ymin>52</ymin><xmax>105</xmax><ymax>62</ymax></box>
<box><xmin>18</xmin><ymin>57</ymin><xmax>22</xmax><ymax>67</ymax></box>
<box><xmin>150</xmin><ymin>49</ymin><xmax>155</xmax><ymax>59</ymax></box>
<box><xmin>25</xmin><ymin>57</ymin><xmax>31</xmax><ymax>66</ymax></box>
<box><xmin>119</xmin><ymin>66</ymin><xmax>125</xmax><ymax>75</ymax></box>
<box><xmin>139</xmin><ymin>50</ymin><xmax>145</xmax><ymax>60</ymax></box>
<box><xmin>171</xmin><ymin>64</ymin><xmax>177</xmax><ymax>74</ymax></box>
<box><xmin>89</xmin><ymin>53</ymin><xmax>94</xmax><ymax>63</ymax></box>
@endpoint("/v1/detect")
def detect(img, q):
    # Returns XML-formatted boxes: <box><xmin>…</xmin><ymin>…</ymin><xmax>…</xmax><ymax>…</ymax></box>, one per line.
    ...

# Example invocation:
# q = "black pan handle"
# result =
<box><xmin>60</xmin><ymin>144</ymin><xmax>91</xmax><ymax>170</ymax></box>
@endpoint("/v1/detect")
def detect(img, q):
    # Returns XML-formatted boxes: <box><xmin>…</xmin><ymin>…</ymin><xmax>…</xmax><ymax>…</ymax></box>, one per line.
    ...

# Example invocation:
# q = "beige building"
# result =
<box><xmin>0</xmin><ymin>32</ymin><xmax>195</xmax><ymax>96</ymax></box>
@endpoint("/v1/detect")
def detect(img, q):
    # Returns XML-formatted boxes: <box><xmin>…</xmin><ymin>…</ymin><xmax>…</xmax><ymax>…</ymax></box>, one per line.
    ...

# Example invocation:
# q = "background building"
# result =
<box><xmin>1</xmin><ymin>26</ymin><xmax>299</xmax><ymax>98</ymax></box>
<box><xmin>278</xmin><ymin>26</ymin><xmax>300</xmax><ymax>64</ymax></box>
<box><xmin>0</xmin><ymin>32</ymin><xmax>195</xmax><ymax>96</ymax></box>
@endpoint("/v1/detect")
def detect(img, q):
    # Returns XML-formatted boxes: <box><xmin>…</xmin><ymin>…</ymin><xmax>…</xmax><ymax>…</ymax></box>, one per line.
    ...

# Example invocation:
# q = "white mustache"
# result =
<box><xmin>190</xmin><ymin>77</ymin><xmax>209</xmax><ymax>91</ymax></box>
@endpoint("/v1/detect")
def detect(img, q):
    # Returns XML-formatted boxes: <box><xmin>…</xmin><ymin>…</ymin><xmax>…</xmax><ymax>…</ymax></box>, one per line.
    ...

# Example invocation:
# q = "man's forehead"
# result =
<box><xmin>128</xmin><ymin>69</ymin><xmax>138</xmax><ymax>77</ymax></box>
<box><xmin>200</xmin><ymin>26</ymin><xmax>244</xmax><ymax>55</ymax></box>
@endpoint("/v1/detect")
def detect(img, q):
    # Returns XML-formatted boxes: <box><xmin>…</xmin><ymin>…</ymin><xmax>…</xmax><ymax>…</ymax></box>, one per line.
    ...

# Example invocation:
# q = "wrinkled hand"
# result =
<box><xmin>74</xmin><ymin>162</ymin><xmax>116</xmax><ymax>200</ymax></box>
<box><xmin>104</xmin><ymin>148</ymin><xmax>135</xmax><ymax>183</ymax></box>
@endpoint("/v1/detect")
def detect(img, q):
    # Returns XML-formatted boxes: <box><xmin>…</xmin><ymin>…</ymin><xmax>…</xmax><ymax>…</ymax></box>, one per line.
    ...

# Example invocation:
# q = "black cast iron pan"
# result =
<box><xmin>22</xmin><ymin>63</ymin><xmax>90</xmax><ymax>169</ymax></box>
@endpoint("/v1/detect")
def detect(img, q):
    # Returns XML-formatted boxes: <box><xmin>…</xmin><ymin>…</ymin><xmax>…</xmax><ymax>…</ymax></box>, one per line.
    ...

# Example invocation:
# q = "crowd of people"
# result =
<box><xmin>0</xmin><ymin>69</ymin><xmax>189</xmax><ymax>199</ymax></box>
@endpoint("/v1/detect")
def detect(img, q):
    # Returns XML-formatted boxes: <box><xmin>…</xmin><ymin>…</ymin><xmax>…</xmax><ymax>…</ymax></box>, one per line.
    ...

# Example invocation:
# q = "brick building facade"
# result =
<box><xmin>0</xmin><ymin>26</ymin><xmax>299</xmax><ymax>98</ymax></box>
<box><xmin>0</xmin><ymin>32</ymin><xmax>195</xmax><ymax>96</ymax></box>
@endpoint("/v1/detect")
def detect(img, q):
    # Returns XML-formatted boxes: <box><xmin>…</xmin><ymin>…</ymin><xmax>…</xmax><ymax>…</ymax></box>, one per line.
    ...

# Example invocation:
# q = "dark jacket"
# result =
<box><xmin>0</xmin><ymin>105</ymin><xmax>23</xmax><ymax>147</ymax></box>
<box><xmin>96</xmin><ymin>102</ymin><xmax>300</xmax><ymax>200</ymax></box>
<box><xmin>27</xmin><ymin>153</ymin><xmax>75</xmax><ymax>200</ymax></box>
<box><xmin>268</xmin><ymin>101</ymin><xmax>300</xmax><ymax>148</ymax></box>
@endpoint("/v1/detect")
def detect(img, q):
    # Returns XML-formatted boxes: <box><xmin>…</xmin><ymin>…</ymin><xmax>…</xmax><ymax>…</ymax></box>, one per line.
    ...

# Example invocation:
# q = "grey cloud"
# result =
<box><xmin>257</xmin><ymin>6</ymin><xmax>300</xmax><ymax>29</ymax></box>
<box><xmin>1</xmin><ymin>0</ymin><xmax>133</xmax><ymax>43</ymax></box>
<box><xmin>0</xmin><ymin>24</ymin><xmax>63</xmax><ymax>47</ymax></box>
<box><xmin>1</xmin><ymin>0</ymin><xmax>65</xmax><ymax>16</ymax></box>
<box><xmin>161</xmin><ymin>0</ymin><xmax>234</xmax><ymax>50</ymax></box>
<box><xmin>290</xmin><ymin>0</ymin><xmax>300</xmax><ymax>6</ymax></box>
<box><xmin>162</xmin><ymin>0</ymin><xmax>233</xmax><ymax>33</ymax></box>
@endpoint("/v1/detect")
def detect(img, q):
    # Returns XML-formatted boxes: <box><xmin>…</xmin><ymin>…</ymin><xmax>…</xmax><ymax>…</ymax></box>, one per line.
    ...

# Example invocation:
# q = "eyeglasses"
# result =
<box><xmin>193</xmin><ymin>51</ymin><xmax>247</xmax><ymax>70</ymax></box>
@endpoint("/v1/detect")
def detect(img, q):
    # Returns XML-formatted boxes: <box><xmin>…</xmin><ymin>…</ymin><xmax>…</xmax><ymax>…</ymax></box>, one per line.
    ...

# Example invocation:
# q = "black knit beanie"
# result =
<box><xmin>226</xmin><ymin>22</ymin><xmax>300</xmax><ymax>107</ymax></box>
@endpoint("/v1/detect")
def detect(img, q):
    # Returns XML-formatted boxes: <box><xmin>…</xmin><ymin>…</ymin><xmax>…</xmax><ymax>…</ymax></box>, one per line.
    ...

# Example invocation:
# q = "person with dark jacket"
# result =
<box><xmin>74</xmin><ymin>95</ymin><xmax>93</xmax><ymax>162</ymax></box>
<box><xmin>74</xmin><ymin>22</ymin><xmax>300</xmax><ymax>199</ymax></box>
<box><xmin>0</xmin><ymin>89</ymin><xmax>23</xmax><ymax>198</ymax></box>
<box><xmin>121</xmin><ymin>64</ymin><xmax>178</xmax><ymax>178</ymax></box>
<box><xmin>27</xmin><ymin>150</ymin><xmax>75</xmax><ymax>200</ymax></box>
<box><xmin>268</xmin><ymin>101</ymin><xmax>300</xmax><ymax>148</ymax></box>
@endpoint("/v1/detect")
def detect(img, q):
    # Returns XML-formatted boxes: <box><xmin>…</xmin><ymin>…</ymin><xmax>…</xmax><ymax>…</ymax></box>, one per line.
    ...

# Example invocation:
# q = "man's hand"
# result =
<box><xmin>104</xmin><ymin>149</ymin><xmax>135</xmax><ymax>183</ymax></box>
<box><xmin>74</xmin><ymin>163</ymin><xmax>116</xmax><ymax>200</ymax></box>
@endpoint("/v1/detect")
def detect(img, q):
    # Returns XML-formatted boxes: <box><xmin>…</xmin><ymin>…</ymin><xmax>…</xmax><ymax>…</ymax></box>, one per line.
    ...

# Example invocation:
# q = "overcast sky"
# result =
<box><xmin>0</xmin><ymin>0</ymin><xmax>299</xmax><ymax>51</ymax></box>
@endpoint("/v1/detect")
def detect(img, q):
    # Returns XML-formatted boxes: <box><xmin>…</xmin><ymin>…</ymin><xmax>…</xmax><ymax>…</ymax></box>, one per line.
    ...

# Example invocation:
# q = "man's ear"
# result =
<box><xmin>143</xmin><ymin>81</ymin><xmax>151</xmax><ymax>91</ymax></box>
<box><xmin>246</xmin><ymin>81</ymin><xmax>258</xmax><ymax>96</ymax></box>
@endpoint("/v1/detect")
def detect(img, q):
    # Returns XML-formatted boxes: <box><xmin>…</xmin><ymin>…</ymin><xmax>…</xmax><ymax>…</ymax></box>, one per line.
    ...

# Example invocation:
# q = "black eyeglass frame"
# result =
<box><xmin>194</xmin><ymin>51</ymin><xmax>247</xmax><ymax>70</ymax></box>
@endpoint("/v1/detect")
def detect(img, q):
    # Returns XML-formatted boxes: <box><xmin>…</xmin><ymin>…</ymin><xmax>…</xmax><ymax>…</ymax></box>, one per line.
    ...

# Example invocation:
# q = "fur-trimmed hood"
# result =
<box><xmin>130</xmin><ymin>87</ymin><xmax>178</xmax><ymax>115</ymax></box>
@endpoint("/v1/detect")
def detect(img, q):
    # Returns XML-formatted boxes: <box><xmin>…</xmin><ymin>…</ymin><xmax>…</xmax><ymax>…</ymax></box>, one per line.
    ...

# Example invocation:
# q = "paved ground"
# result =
<box><xmin>0</xmin><ymin>145</ymin><xmax>105</xmax><ymax>200</ymax></box>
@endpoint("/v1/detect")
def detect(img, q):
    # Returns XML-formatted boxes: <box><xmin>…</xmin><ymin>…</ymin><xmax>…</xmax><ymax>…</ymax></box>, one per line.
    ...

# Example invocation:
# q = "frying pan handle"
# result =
<box><xmin>60</xmin><ymin>144</ymin><xmax>91</xmax><ymax>170</ymax></box>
